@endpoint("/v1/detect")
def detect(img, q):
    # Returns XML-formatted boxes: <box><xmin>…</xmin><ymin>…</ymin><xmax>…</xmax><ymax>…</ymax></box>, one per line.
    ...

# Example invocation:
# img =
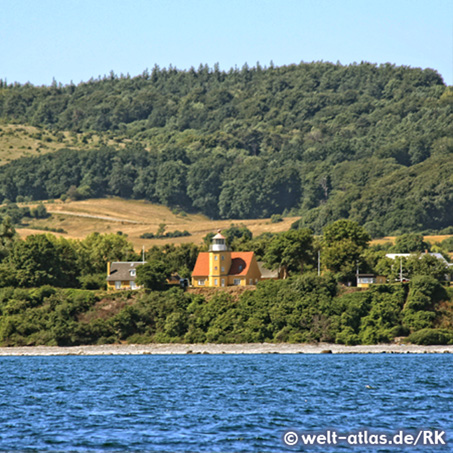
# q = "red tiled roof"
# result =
<box><xmin>192</xmin><ymin>252</ymin><xmax>210</xmax><ymax>276</ymax></box>
<box><xmin>192</xmin><ymin>251</ymin><xmax>255</xmax><ymax>277</ymax></box>
<box><xmin>229</xmin><ymin>252</ymin><xmax>254</xmax><ymax>276</ymax></box>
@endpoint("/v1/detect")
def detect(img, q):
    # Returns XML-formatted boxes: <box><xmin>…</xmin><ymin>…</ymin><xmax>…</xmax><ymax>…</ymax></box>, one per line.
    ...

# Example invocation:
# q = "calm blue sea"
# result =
<box><xmin>0</xmin><ymin>354</ymin><xmax>451</xmax><ymax>452</ymax></box>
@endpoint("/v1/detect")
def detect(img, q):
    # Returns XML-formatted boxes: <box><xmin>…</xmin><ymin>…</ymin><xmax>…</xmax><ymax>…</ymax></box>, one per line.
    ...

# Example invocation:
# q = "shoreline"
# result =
<box><xmin>0</xmin><ymin>343</ymin><xmax>453</xmax><ymax>356</ymax></box>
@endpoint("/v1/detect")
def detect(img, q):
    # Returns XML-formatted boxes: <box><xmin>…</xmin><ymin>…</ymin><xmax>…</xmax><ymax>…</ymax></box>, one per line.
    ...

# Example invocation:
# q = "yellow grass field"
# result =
<box><xmin>371</xmin><ymin>235</ymin><xmax>452</xmax><ymax>246</ymax></box>
<box><xmin>16</xmin><ymin>198</ymin><xmax>300</xmax><ymax>250</ymax></box>
<box><xmin>0</xmin><ymin>124</ymin><xmax>131</xmax><ymax>166</ymax></box>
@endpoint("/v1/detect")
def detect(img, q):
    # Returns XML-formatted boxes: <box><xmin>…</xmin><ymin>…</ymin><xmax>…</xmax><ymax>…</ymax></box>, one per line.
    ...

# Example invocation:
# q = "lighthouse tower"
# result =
<box><xmin>208</xmin><ymin>231</ymin><xmax>231</xmax><ymax>287</ymax></box>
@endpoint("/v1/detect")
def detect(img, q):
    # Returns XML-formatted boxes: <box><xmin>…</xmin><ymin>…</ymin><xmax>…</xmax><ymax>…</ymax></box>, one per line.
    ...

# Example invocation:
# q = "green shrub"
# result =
<box><xmin>270</xmin><ymin>214</ymin><xmax>283</xmax><ymax>223</ymax></box>
<box><xmin>408</xmin><ymin>328</ymin><xmax>453</xmax><ymax>345</ymax></box>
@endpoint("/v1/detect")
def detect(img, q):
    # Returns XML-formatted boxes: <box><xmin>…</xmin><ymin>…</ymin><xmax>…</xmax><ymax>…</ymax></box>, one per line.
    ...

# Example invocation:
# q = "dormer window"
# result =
<box><xmin>130</xmin><ymin>269</ymin><xmax>136</xmax><ymax>277</ymax></box>
<box><xmin>239</xmin><ymin>265</ymin><xmax>243</xmax><ymax>271</ymax></box>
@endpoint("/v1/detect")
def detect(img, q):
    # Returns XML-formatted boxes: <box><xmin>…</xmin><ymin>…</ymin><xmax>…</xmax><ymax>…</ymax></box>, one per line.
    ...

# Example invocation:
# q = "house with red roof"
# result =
<box><xmin>191</xmin><ymin>231</ymin><xmax>267</xmax><ymax>287</ymax></box>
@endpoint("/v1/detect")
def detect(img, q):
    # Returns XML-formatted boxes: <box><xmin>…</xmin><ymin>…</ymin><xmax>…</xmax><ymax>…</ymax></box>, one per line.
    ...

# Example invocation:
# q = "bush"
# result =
<box><xmin>139</xmin><ymin>230</ymin><xmax>191</xmax><ymax>239</ymax></box>
<box><xmin>270</xmin><ymin>214</ymin><xmax>283</xmax><ymax>223</ymax></box>
<box><xmin>408</xmin><ymin>328</ymin><xmax>453</xmax><ymax>345</ymax></box>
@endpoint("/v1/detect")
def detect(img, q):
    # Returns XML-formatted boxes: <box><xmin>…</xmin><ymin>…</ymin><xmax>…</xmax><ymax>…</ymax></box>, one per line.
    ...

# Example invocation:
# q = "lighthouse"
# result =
<box><xmin>208</xmin><ymin>231</ymin><xmax>232</xmax><ymax>287</ymax></box>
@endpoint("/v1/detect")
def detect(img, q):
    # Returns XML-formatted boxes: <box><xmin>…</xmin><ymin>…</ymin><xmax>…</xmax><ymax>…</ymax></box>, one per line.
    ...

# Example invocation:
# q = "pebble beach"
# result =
<box><xmin>0</xmin><ymin>343</ymin><xmax>452</xmax><ymax>356</ymax></box>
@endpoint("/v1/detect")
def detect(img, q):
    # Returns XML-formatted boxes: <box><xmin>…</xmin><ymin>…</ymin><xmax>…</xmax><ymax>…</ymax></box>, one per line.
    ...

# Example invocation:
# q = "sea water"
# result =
<box><xmin>0</xmin><ymin>354</ymin><xmax>451</xmax><ymax>452</ymax></box>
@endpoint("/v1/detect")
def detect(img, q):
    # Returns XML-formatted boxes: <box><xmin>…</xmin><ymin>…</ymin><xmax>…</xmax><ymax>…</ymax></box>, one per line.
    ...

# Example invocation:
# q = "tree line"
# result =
<box><xmin>0</xmin><ymin>62</ymin><xmax>451</xmax><ymax>234</ymax></box>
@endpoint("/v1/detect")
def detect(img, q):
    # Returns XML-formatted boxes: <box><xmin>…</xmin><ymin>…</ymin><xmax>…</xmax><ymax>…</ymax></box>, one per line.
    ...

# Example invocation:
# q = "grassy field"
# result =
<box><xmin>16</xmin><ymin>198</ymin><xmax>300</xmax><ymax>250</ymax></box>
<box><xmin>0</xmin><ymin>124</ymin><xmax>132</xmax><ymax>165</ymax></box>
<box><xmin>371</xmin><ymin>235</ymin><xmax>452</xmax><ymax>246</ymax></box>
<box><xmin>13</xmin><ymin>197</ymin><xmax>452</xmax><ymax>252</ymax></box>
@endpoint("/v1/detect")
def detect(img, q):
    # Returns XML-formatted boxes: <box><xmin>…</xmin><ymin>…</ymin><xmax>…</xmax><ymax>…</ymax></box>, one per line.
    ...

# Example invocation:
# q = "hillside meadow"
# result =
<box><xmin>15</xmin><ymin>198</ymin><xmax>299</xmax><ymax>249</ymax></box>
<box><xmin>0</xmin><ymin>124</ymin><xmax>132</xmax><ymax>166</ymax></box>
<box><xmin>12</xmin><ymin>198</ymin><xmax>453</xmax><ymax>254</ymax></box>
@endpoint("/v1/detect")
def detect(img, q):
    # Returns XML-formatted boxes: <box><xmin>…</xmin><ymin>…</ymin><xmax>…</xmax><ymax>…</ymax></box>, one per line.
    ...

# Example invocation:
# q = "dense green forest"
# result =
<box><xmin>0</xmin><ymin>62</ymin><xmax>452</xmax><ymax>234</ymax></box>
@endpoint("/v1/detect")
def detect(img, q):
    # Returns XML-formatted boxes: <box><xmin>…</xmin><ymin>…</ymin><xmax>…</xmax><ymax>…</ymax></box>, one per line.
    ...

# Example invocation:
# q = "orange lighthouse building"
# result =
<box><xmin>191</xmin><ymin>232</ymin><xmax>262</xmax><ymax>287</ymax></box>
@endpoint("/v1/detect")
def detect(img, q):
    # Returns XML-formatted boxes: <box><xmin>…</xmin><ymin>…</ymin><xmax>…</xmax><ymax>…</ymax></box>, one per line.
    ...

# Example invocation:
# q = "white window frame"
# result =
<box><xmin>115</xmin><ymin>281</ymin><xmax>121</xmax><ymax>289</ymax></box>
<box><xmin>198</xmin><ymin>279</ymin><xmax>205</xmax><ymax>286</ymax></box>
<box><xmin>233</xmin><ymin>278</ymin><xmax>241</xmax><ymax>286</ymax></box>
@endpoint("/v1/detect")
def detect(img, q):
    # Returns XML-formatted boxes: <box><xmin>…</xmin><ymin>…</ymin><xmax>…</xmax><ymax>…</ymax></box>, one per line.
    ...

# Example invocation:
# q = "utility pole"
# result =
<box><xmin>318</xmin><ymin>250</ymin><xmax>321</xmax><ymax>276</ymax></box>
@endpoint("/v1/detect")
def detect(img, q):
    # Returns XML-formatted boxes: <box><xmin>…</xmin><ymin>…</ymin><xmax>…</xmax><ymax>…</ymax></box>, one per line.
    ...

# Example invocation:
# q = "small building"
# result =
<box><xmin>191</xmin><ymin>232</ymin><xmax>263</xmax><ymax>287</ymax></box>
<box><xmin>386</xmin><ymin>252</ymin><xmax>453</xmax><ymax>281</ymax></box>
<box><xmin>258</xmin><ymin>261</ymin><xmax>283</xmax><ymax>280</ymax></box>
<box><xmin>356</xmin><ymin>274</ymin><xmax>387</xmax><ymax>288</ymax></box>
<box><xmin>107</xmin><ymin>261</ymin><xmax>145</xmax><ymax>291</ymax></box>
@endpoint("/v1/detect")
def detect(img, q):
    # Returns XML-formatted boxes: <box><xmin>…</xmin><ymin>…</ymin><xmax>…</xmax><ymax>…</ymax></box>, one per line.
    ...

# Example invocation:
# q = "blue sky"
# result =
<box><xmin>1</xmin><ymin>0</ymin><xmax>452</xmax><ymax>86</ymax></box>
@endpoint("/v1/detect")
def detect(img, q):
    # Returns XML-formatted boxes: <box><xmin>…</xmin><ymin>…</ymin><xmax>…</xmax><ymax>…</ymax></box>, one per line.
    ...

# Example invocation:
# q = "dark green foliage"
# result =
<box><xmin>392</xmin><ymin>233</ymin><xmax>429</xmax><ymax>253</ymax></box>
<box><xmin>439</xmin><ymin>236</ymin><xmax>453</xmax><ymax>252</ymax></box>
<box><xmin>135</xmin><ymin>261</ymin><xmax>169</xmax><ymax>290</ymax></box>
<box><xmin>321</xmin><ymin>220</ymin><xmax>371</xmax><ymax>281</ymax></box>
<box><xmin>0</xmin><ymin>217</ymin><xmax>17</xmax><ymax>262</ymax></box>
<box><xmin>0</xmin><ymin>274</ymin><xmax>451</xmax><ymax>346</ymax></box>
<box><xmin>0</xmin><ymin>203</ymin><xmax>31</xmax><ymax>225</ymax></box>
<box><xmin>144</xmin><ymin>243</ymin><xmax>200</xmax><ymax>277</ymax></box>
<box><xmin>408</xmin><ymin>328</ymin><xmax>453</xmax><ymax>345</ymax></box>
<box><xmin>0</xmin><ymin>63</ymin><xmax>450</xmax><ymax>232</ymax></box>
<box><xmin>30</xmin><ymin>203</ymin><xmax>50</xmax><ymax>219</ymax></box>
<box><xmin>76</xmin><ymin>232</ymin><xmax>138</xmax><ymax>275</ymax></box>
<box><xmin>221</xmin><ymin>224</ymin><xmax>253</xmax><ymax>248</ymax></box>
<box><xmin>402</xmin><ymin>276</ymin><xmax>447</xmax><ymax>332</ymax></box>
<box><xmin>263</xmin><ymin>229</ymin><xmax>315</xmax><ymax>277</ymax></box>
<box><xmin>139</xmin><ymin>230</ymin><xmax>190</xmax><ymax>239</ymax></box>
<box><xmin>8</xmin><ymin>234</ymin><xmax>80</xmax><ymax>287</ymax></box>
<box><xmin>270</xmin><ymin>214</ymin><xmax>283</xmax><ymax>223</ymax></box>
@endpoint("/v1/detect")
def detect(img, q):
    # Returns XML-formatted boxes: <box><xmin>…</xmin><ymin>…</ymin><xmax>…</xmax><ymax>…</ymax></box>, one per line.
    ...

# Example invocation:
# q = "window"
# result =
<box><xmin>130</xmin><ymin>281</ymin><xmax>137</xmax><ymax>290</ymax></box>
<box><xmin>221</xmin><ymin>267</ymin><xmax>225</xmax><ymax>272</ymax></box>
<box><xmin>130</xmin><ymin>269</ymin><xmax>136</xmax><ymax>277</ymax></box>
<box><xmin>115</xmin><ymin>281</ymin><xmax>121</xmax><ymax>289</ymax></box>
<box><xmin>198</xmin><ymin>279</ymin><xmax>205</xmax><ymax>286</ymax></box>
<box><xmin>214</xmin><ymin>279</ymin><xmax>218</xmax><ymax>286</ymax></box>
<box><xmin>249</xmin><ymin>279</ymin><xmax>253</xmax><ymax>285</ymax></box>
<box><xmin>214</xmin><ymin>266</ymin><xmax>218</xmax><ymax>270</ymax></box>
<box><xmin>221</xmin><ymin>279</ymin><xmax>225</xmax><ymax>287</ymax></box>
<box><xmin>233</xmin><ymin>278</ymin><xmax>241</xmax><ymax>286</ymax></box>
<box><xmin>214</xmin><ymin>255</ymin><xmax>218</xmax><ymax>261</ymax></box>
<box><xmin>221</xmin><ymin>256</ymin><xmax>225</xmax><ymax>261</ymax></box>
<box><xmin>239</xmin><ymin>265</ymin><xmax>243</xmax><ymax>271</ymax></box>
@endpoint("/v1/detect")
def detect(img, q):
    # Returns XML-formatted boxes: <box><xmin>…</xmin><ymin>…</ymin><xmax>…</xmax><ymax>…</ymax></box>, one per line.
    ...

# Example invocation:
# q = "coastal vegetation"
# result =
<box><xmin>0</xmin><ymin>218</ymin><xmax>452</xmax><ymax>346</ymax></box>
<box><xmin>0</xmin><ymin>273</ymin><xmax>452</xmax><ymax>347</ymax></box>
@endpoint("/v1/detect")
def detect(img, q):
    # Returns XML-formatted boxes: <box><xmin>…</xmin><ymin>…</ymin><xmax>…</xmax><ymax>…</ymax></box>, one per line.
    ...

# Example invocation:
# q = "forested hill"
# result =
<box><xmin>0</xmin><ymin>62</ymin><xmax>452</xmax><ymax>235</ymax></box>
